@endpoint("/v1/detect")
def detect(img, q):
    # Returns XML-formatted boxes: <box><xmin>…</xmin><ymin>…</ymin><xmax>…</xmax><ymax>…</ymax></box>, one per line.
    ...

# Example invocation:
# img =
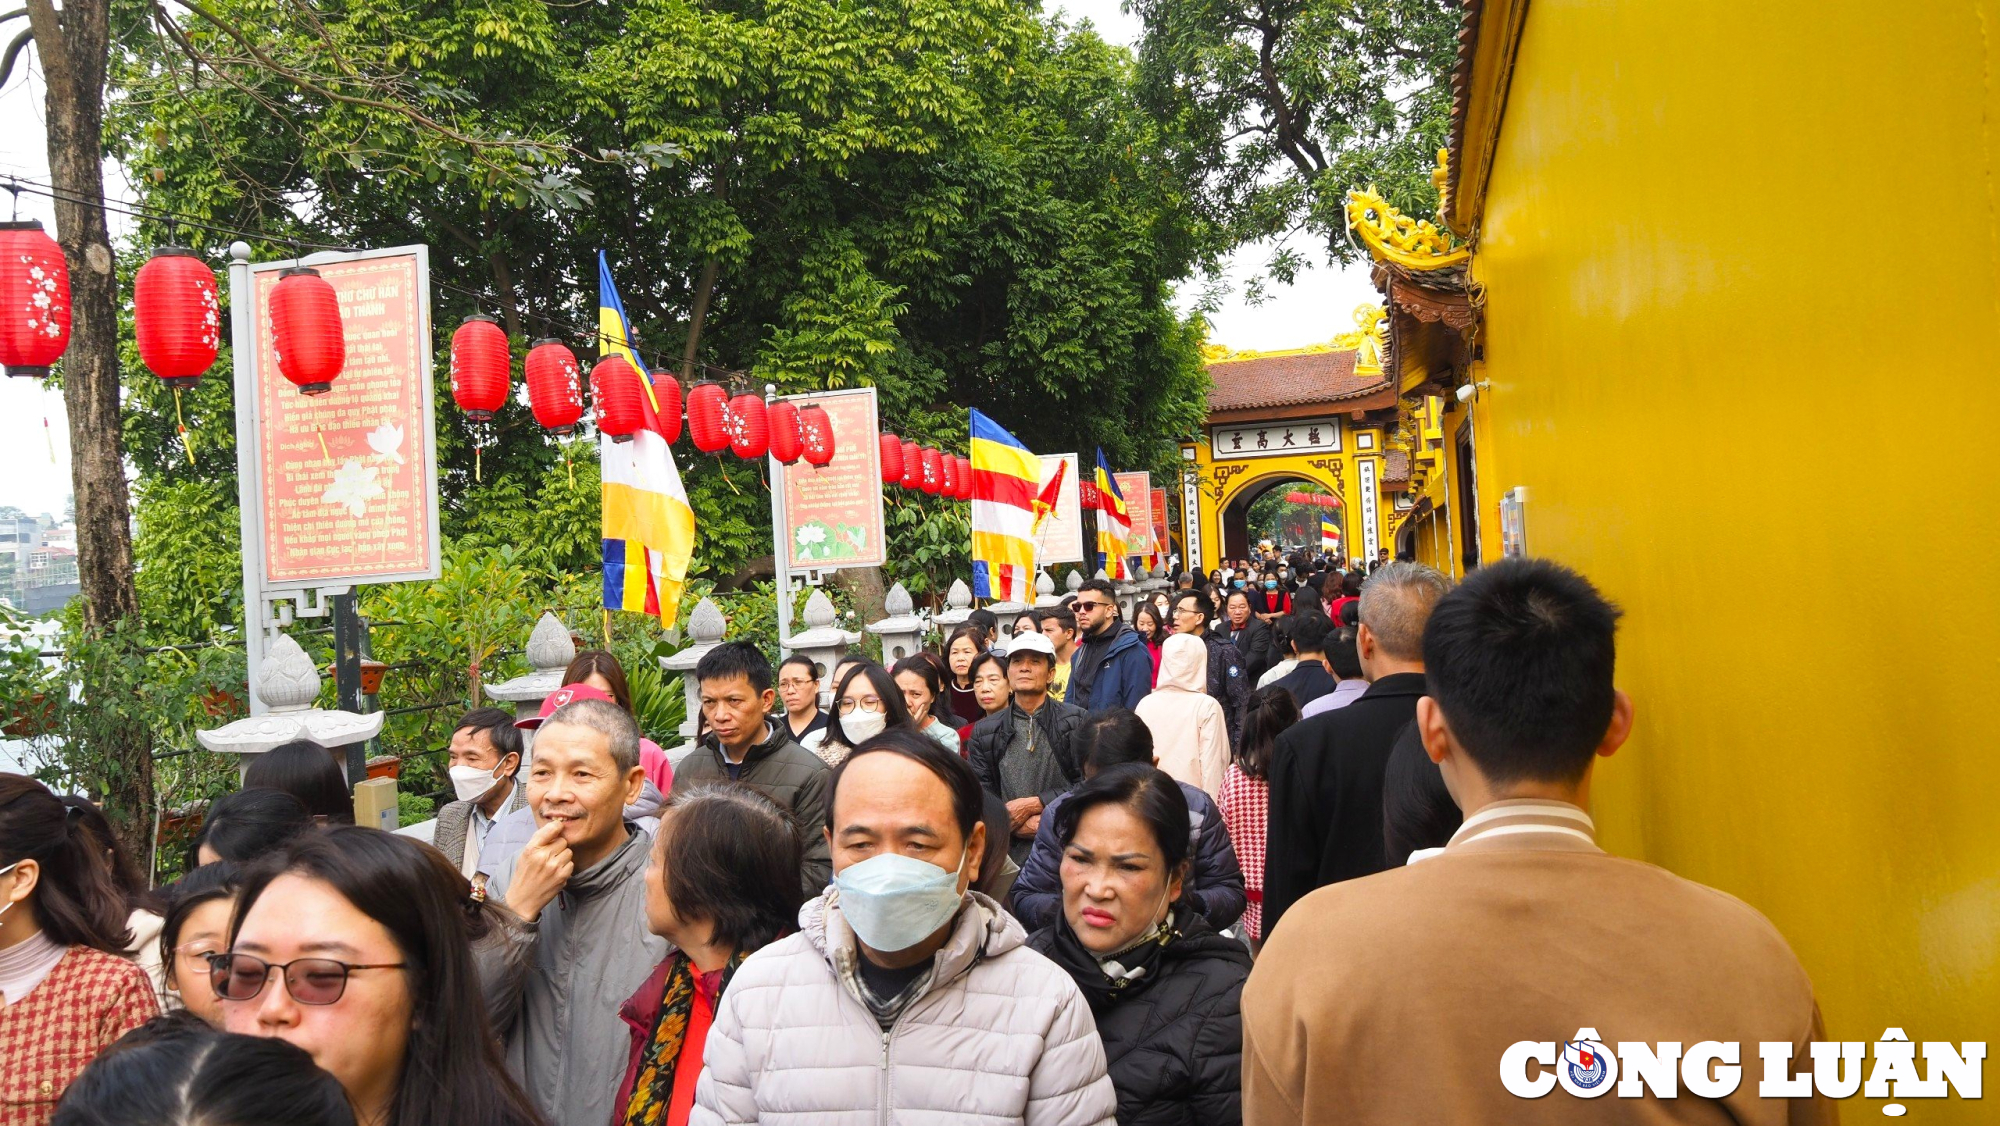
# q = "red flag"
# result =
<box><xmin>1032</xmin><ymin>459</ymin><xmax>1068</xmax><ymax>532</ymax></box>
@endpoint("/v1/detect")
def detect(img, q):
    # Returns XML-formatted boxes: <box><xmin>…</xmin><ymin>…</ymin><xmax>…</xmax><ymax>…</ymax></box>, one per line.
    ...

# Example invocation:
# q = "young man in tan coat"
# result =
<box><xmin>1243</xmin><ymin>559</ymin><xmax>1835</xmax><ymax>1125</ymax></box>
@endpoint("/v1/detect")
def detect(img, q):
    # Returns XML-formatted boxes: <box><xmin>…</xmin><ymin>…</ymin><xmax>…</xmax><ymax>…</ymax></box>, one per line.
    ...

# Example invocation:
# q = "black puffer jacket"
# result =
<box><xmin>1027</xmin><ymin>911</ymin><xmax>1251</xmax><ymax>1126</ymax></box>
<box><xmin>965</xmin><ymin>697</ymin><xmax>1087</xmax><ymax>805</ymax></box>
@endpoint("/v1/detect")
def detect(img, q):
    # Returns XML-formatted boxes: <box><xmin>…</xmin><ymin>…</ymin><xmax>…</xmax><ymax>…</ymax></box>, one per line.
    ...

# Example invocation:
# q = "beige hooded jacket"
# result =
<box><xmin>1135</xmin><ymin>633</ymin><xmax>1232</xmax><ymax>799</ymax></box>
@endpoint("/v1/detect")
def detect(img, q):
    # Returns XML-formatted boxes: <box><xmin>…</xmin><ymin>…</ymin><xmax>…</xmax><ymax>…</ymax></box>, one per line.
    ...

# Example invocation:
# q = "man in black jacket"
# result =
<box><xmin>1262</xmin><ymin>562</ymin><xmax>1453</xmax><ymax>934</ymax></box>
<box><xmin>1171</xmin><ymin>589</ymin><xmax>1250</xmax><ymax>753</ymax></box>
<box><xmin>1223</xmin><ymin>588</ymin><xmax>1279</xmax><ymax>684</ymax></box>
<box><xmin>965</xmin><ymin>630</ymin><xmax>1087</xmax><ymax>864</ymax></box>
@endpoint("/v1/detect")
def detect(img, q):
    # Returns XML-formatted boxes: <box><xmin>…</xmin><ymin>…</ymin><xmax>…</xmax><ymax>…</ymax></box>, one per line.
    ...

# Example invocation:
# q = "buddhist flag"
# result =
<box><xmin>1094</xmin><ymin>449</ymin><xmax>1130</xmax><ymax>580</ymax></box>
<box><xmin>970</xmin><ymin>409</ymin><xmax>1038</xmax><ymax>602</ymax></box>
<box><xmin>599</xmin><ymin>252</ymin><xmax>696</xmax><ymax>626</ymax></box>
<box><xmin>1321</xmin><ymin>515</ymin><xmax>1340</xmax><ymax>553</ymax></box>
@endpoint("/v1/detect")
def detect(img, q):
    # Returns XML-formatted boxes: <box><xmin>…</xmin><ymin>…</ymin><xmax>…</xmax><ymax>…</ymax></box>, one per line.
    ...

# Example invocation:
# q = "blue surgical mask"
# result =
<box><xmin>834</xmin><ymin>850</ymin><xmax>969</xmax><ymax>953</ymax></box>
<box><xmin>1232</xmin><ymin>579</ymin><xmax>1245</xmax><ymax>589</ymax></box>
<box><xmin>1264</xmin><ymin>580</ymin><xmax>1278</xmax><ymax>590</ymax></box>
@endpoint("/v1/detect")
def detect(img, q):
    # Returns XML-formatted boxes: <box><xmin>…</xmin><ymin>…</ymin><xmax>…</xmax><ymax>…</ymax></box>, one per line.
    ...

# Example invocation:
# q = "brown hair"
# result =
<box><xmin>654</xmin><ymin>786</ymin><xmax>804</xmax><ymax>953</ymax></box>
<box><xmin>562</xmin><ymin>650</ymin><xmax>633</xmax><ymax>713</ymax></box>
<box><xmin>0</xmin><ymin>774</ymin><xmax>133</xmax><ymax>953</ymax></box>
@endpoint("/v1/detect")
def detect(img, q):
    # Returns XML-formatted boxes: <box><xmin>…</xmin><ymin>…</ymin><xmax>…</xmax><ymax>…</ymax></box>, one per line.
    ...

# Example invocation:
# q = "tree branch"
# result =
<box><xmin>0</xmin><ymin>26</ymin><xmax>29</xmax><ymax>87</ymax></box>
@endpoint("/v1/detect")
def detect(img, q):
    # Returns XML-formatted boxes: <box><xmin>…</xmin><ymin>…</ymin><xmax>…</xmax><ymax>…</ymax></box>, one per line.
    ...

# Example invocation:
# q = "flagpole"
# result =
<box><xmin>768</xmin><ymin>383</ymin><xmax>793</xmax><ymax>657</ymax></box>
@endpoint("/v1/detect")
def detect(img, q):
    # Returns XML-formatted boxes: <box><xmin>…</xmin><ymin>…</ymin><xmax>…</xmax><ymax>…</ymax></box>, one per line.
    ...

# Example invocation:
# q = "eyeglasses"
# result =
<box><xmin>207</xmin><ymin>952</ymin><xmax>406</xmax><ymax>1006</ymax></box>
<box><xmin>777</xmin><ymin>678</ymin><xmax>816</xmax><ymax>690</ymax></box>
<box><xmin>836</xmin><ymin>696</ymin><xmax>885</xmax><ymax>715</ymax></box>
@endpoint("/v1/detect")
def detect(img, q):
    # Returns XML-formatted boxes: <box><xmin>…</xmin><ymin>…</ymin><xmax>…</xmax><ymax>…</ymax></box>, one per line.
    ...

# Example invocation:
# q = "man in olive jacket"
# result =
<box><xmin>966</xmin><ymin>631</ymin><xmax>1087</xmax><ymax>865</ymax></box>
<box><xmin>669</xmin><ymin>641</ymin><xmax>832</xmax><ymax>894</ymax></box>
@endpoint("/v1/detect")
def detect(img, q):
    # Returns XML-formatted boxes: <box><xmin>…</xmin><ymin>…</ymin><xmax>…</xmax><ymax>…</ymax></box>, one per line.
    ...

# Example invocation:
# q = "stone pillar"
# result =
<box><xmin>660</xmin><ymin>598</ymin><xmax>729</xmax><ymax>758</ymax></box>
<box><xmin>933</xmin><ymin>579</ymin><xmax>974</xmax><ymax>633</ymax></box>
<box><xmin>786</xmin><ymin>589</ymin><xmax>862</xmax><ymax>707</ymax></box>
<box><xmin>867</xmin><ymin>582</ymin><xmax>927</xmax><ymax>663</ymax></box>
<box><xmin>196</xmin><ymin>632</ymin><xmax>385</xmax><ymax>768</ymax></box>
<box><xmin>484</xmin><ymin>613</ymin><xmax>578</xmax><ymax>754</ymax></box>
<box><xmin>1116</xmin><ymin>565</ymin><xmax>1144</xmax><ymax>618</ymax></box>
<box><xmin>988</xmin><ymin>596</ymin><xmax>1030</xmax><ymax>638</ymax></box>
<box><xmin>1066</xmin><ymin>569</ymin><xmax>1085</xmax><ymax>598</ymax></box>
<box><xmin>1033</xmin><ymin>570</ymin><xmax>1063</xmax><ymax>608</ymax></box>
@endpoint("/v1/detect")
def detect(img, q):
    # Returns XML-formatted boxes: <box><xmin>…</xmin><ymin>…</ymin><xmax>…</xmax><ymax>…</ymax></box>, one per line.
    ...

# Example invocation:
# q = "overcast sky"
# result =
<box><xmin>0</xmin><ymin>4</ymin><xmax>1372</xmax><ymax>516</ymax></box>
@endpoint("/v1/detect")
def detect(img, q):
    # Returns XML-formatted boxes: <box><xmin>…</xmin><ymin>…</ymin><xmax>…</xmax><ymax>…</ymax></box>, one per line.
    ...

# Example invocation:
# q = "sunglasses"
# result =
<box><xmin>207</xmin><ymin>952</ymin><xmax>406</xmax><ymax>1006</ymax></box>
<box><xmin>1073</xmin><ymin>600</ymin><xmax>1114</xmax><ymax>612</ymax></box>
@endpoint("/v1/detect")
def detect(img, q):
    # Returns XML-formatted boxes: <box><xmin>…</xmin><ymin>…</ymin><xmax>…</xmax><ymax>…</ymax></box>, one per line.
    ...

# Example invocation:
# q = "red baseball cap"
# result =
<box><xmin>515</xmin><ymin>683</ymin><xmax>617</xmax><ymax>730</ymax></box>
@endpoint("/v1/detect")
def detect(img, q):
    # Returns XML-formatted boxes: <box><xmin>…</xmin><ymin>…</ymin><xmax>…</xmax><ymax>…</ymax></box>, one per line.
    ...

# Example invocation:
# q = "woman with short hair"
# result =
<box><xmin>956</xmin><ymin>650</ymin><xmax>1012</xmax><ymax>749</ymax></box>
<box><xmin>1027</xmin><ymin>764</ymin><xmax>1250</xmax><ymax>1125</ymax></box>
<box><xmin>774</xmin><ymin>655</ymin><xmax>828</xmax><ymax>744</ymax></box>
<box><xmin>615</xmin><ymin>786</ymin><xmax>804</xmax><ymax>1126</ymax></box>
<box><xmin>156</xmin><ymin>862</ymin><xmax>240</xmax><ymax>1026</ymax></box>
<box><xmin>243</xmin><ymin>743</ymin><xmax>354</xmax><ymax>826</ymax></box>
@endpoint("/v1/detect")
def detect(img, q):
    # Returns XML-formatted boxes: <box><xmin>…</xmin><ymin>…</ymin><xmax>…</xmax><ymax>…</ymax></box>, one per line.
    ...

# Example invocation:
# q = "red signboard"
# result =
<box><xmin>1151</xmin><ymin>487</ymin><xmax>1170</xmax><ymax>561</ymax></box>
<box><xmin>1114</xmin><ymin>471</ymin><xmax>1152</xmax><ymax>562</ymax></box>
<box><xmin>781</xmin><ymin>387</ymin><xmax>886</xmax><ymax>570</ymax></box>
<box><xmin>252</xmin><ymin>250</ymin><xmax>439</xmax><ymax>588</ymax></box>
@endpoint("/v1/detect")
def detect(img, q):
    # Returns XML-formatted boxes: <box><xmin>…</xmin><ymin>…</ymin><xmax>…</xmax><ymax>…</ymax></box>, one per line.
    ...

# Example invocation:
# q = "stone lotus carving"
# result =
<box><xmin>199</xmin><ymin>633</ymin><xmax>384</xmax><ymax>756</ymax></box>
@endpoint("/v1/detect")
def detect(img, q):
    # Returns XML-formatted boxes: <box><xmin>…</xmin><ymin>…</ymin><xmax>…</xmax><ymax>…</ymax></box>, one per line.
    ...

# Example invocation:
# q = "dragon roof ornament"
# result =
<box><xmin>1345</xmin><ymin>151</ymin><xmax>1470</xmax><ymax>272</ymax></box>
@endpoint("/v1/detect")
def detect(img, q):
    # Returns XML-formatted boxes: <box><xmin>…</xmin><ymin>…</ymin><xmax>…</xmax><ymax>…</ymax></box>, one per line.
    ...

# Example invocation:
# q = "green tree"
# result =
<box><xmin>1130</xmin><ymin>0</ymin><xmax>1459</xmax><ymax>273</ymax></box>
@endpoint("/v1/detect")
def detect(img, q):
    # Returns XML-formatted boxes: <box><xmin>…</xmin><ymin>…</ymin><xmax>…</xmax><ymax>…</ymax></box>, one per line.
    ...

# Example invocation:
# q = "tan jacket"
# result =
<box><xmin>1243</xmin><ymin>800</ymin><xmax>1836</xmax><ymax>1126</ymax></box>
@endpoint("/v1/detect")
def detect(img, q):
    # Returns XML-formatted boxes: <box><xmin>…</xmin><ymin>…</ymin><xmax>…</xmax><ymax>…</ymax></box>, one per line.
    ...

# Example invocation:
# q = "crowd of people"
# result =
<box><xmin>0</xmin><ymin>552</ymin><xmax>1837</xmax><ymax>1125</ymax></box>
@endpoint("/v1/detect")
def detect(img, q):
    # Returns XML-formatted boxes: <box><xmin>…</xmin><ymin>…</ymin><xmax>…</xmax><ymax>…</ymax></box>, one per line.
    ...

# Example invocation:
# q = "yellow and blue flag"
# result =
<box><xmin>1321</xmin><ymin>514</ymin><xmax>1340</xmax><ymax>553</ymax></box>
<box><xmin>599</xmin><ymin>252</ymin><xmax>695</xmax><ymax>625</ymax></box>
<box><xmin>970</xmin><ymin>410</ymin><xmax>1038</xmax><ymax>602</ymax></box>
<box><xmin>1094</xmin><ymin>449</ymin><xmax>1130</xmax><ymax>580</ymax></box>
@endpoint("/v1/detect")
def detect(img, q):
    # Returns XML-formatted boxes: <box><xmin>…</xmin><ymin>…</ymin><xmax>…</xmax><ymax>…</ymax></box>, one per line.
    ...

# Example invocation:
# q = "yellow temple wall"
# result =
<box><xmin>1463</xmin><ymin>0</ymin><xmax>1999</xmax><ymax>1110</ymax></box>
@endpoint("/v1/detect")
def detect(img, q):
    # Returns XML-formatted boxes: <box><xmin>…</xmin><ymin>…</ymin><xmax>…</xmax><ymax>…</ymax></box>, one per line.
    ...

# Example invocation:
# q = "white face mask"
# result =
<box><xmin>841</xmin><ymin>709</ymin><xmax>889</xmax><ymax>745</ymax></box>
<box><xmin>448</xmin><ymin>760</ymin><xmax>510</xmax><ymax>804</ymax></box>
<box><xmin>834</xmin><ymin>849</ymin><xmax>969</xmax><ymax>952</ymax></box>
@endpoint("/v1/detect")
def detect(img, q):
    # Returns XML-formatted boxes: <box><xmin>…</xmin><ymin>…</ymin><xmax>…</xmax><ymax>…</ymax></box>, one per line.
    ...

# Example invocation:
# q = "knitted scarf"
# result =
<box><xmin>621</xmin><ymin>951</ymin><xmax>746</xmax><ymax>1126</ymax></box>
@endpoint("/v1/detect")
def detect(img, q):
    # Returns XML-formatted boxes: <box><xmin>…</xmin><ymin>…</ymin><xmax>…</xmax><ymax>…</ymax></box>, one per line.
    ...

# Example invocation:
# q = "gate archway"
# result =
<box><xmin>1219</xmin><ymin>475</ymin><xmax>1347</xmax><ymax>561</ymax></box>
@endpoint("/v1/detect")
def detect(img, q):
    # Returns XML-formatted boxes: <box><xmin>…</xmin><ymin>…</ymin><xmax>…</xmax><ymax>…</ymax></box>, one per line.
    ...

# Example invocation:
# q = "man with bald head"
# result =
<box><xmin>1262</xmin><ymin>562</ymin><xmax>1453</xmax><ymax>933</ymax></box>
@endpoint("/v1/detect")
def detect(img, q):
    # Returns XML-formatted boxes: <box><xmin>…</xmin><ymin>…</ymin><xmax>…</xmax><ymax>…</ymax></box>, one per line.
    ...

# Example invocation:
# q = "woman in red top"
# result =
<box><xmin>1131</xmin><ymin>601</ymin><xmax>1169</xmax><ymax>684</ymax></box>
<box><xmin>617</xmin><ymin>785</ymin><xmax>804</xmax><ymax>1126</ymax></box>
<box><xmin>0</xmin><ymin>775</ymin><xmax>158</xmax><ymax>1125</ymax></box>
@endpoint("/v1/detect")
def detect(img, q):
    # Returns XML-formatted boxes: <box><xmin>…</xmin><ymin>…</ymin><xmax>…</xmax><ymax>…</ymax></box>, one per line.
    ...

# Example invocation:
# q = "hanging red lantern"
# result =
<box><xmin>685</xmin><ymin>381</ymin><xmax>730</xmax><ymax>452</ymax></box>
<box><xmin>878</xmin><ymin>432</ymin><xmax>905</xmax><ymax>483</ymax></box>
<box><xmin>0</xmin><ymin>221</ymin><xmax>70</xmax><ymax>379</ymax></box>
<box><xmin>645</xmin><ymin>368</ymin><xmax>683</xmax><ymax>443</ymax></box>
<box><xmin>727</xmin><ymin>392</ymin><xmax>769</xmax><ymax>459</ymax></box>
<box><xmin>956</xmin><ymin>456</ymin><xmax>975</xmax><ymax>501</ymax></box>
<box><xmin>767</xmin><ymin>400</ymin><xmax>803</xmax><ymax>464</ymax></box>
<box><xmin>919</xmin><ymin>447</ymin><xmax>944</xmax><ymax>495</ymax></box>
<box><xmin>448</xmin><ymin>315</ymin><xmax>510</xmax><ymax>420</ymax></box>
<box><xmin>798</xmin><ymin>404</ymin><xmax>835</xmax><ymax>467</ymax></box>
<box><xmin>899</xmin><ymin>438</ymin><xmax>923</xmax><ymax>490</ymax></box>
<box><xmin>268</xmin><ymin>266</ymin><xmax>345</xmax><ymax>394</ymax></box>
<box><xmin>524</xmin><ymin>338</ymin><xmax>584</xmax><ymax>434</ymax></box>
<box><xmin>133</xmin><ymin>247</ymin><xmax>218</xmax><ymax>386</ymax></box>
<box><xmin>591</xmin><ymin>354</ymin><xmax>645</xmax><ymax>443</ymax></box>
<box><xmin>938</xmin><ymin>451</ymin><xmax>958</xmax><ymax>497</ymax></box>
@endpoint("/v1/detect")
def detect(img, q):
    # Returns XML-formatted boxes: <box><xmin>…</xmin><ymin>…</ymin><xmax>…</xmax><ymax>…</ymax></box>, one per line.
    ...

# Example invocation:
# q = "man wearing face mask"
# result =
<box><xmin>434</xmin><ymin>708</ymin><xmax>527</xmax><ymax>878</ymax></box>
<box><xmin>693</xmin><ymin>729</ymin><xmax>1118</xmax><ymax>1125</ymax></box>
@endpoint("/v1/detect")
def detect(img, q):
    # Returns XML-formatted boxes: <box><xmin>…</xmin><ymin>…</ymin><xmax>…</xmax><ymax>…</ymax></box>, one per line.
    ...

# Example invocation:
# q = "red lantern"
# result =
<box><xmin>591</xmin><ymin>355</ymin><xmax>645</xmax><ymax>442</ymax></box>
<box><xmin>268</xmin><ymin>266</ymin><xmax>345</xmax><ymax>394</ymax></box>
<box><xmin>448</xmin><ymin>315</ymin><xmax>510</xmax><ymax>420</ymax></box>
<box><xmin>646</xmin><ymin>368</ymin><xmax>683</xmax><ymax>443</ymax></box>
<box><xmin>899</xmin><ymin>438</ymin><xmax>923</xmax><ymax>490</ymax></box>
<box><xmin>878</xmin><ymin>433</ymin><xmax>905</xmax><ymax>483</ymax></box>
<box><xmin>686</xmin><ymin>381</ymin><xmax>729</xmax><ymax>452</ymax></box>
<box><xmin>919</xmin><ymin>447</ymin><xmax>944</xmax><ymax>495</ymax></box>
<box><xmin>798</xmin><ymin>405</ymin><xmax>835</xmax><ymax>467</ymax></box>
<box><xmin>133</xmin><ymin>247</ymin><xmax>218</xmax><ymax>386</ymax></box>
<box><xmin>957</xmin><ymin>456</ymin><xmax>975</xmax><ymax>501</ymax></box>
<box><xmin>727</xmin><ymin>392</ymin><xmax>769</xmax><ymax>460</ymax></box>
<box><xmin>767</xmin><ymin>400</ymin><xmax>803</xmax><ymax>464</ymax></box>
<box><xmin>938</xmin><ymin>452</ymin><xmax>958</xmax><ymax>497</ymax></box>
<box><xmin>0</xmin><ymin>221</ymin><xmax>70</xmax><ymax>379</ymax></box>
<box><xmin>524</xmin><ymin>338</ymin><xmax>583</xmax><ymax>434</ymax></box>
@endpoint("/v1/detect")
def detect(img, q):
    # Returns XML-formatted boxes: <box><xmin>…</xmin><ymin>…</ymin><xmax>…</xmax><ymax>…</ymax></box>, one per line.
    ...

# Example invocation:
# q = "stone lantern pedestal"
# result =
<box><xmin>785</xmin><ymin>590</ymin><xmax>861</xmax><ymax>707</ymax></box>
<box><xmin>660</xmin><ymin>598</ymin><xmax>730</xmax><ymax>761</ymax></box>
<box><xmin>932</xmin><ymin>580</ymin><xmax>975</xmax><ymax>633</ymax></box>
<box><xmin>484</xmin><ymin>613</ymin><xmax>578</xmax><ymax>752</ymax></box>
<box><xmin>867</xmin><ymin>583</ymin><xmax>927</xmax><ymax>664</ymax></box>
<box><xmin>198</xmin><ymin>632</ymin><xmax>386</xmax><ymax>781</ymax></box>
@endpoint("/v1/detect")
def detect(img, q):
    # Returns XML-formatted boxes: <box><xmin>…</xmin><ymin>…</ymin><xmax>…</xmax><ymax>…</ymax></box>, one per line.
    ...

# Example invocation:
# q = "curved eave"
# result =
<box><xmin>1445</xmin><ymin>0</ymin><xmax>1532</xmax><ymax>236</ymax></box>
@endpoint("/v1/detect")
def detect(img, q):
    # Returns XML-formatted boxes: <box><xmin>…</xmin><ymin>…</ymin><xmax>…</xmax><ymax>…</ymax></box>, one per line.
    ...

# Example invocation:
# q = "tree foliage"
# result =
<box><xmin>1129</xmin><ymin>0</ymin><xmax>1459</xmax><ymax>271</ymax></box>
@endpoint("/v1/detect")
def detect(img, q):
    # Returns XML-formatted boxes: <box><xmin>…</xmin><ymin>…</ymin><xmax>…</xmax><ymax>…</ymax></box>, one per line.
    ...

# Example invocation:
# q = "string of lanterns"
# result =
<box><xmin>1283</xmin><ymin>490</ymin><xmax>1341</xmax><ymax>508</ymax></box>
<box><xmin>876</xmin><ymin>432</ymin><xmax>973</xmax><ymax>503</ymax></box>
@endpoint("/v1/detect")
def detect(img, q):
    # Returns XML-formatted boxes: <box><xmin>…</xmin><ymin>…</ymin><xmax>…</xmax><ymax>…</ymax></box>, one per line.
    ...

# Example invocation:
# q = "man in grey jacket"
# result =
<box><xmin>484</xmin><ymin>697</ymin><xmax>667</xmax><ymax>1126</ymax></box>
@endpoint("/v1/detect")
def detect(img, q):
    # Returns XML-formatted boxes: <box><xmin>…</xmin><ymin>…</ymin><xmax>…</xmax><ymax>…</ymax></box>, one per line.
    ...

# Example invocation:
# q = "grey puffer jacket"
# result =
<box><xmin>692</xmin><ymin>890</ymin><xmax>1118</xmax><ymax>1126</ymax></box>
<box><xmin>484</xmin><ymin>828</ymin><xmax>668</xmax><ymax>1126</ymax></box>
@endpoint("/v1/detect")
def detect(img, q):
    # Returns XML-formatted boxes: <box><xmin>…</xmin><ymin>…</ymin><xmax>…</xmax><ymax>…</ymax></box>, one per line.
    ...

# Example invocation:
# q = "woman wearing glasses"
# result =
<box><xmin>0</xmin><ymin>775</ymin><xmax>159</xmax><ymax>1125</ymax></box>
<box><xmin>157</xmin><ymin>862</ymin><xmax>240</xmax><ymax>1026</ymax></box>
<box><xmin>216</xmin><ymin>826</ymin><xmax>542</xmax><ymax>1126</ymax></box>
<box><xmin>799</xmin><ymin>661</ymin><xmax>917</xmax><ymax>767</ymax></box>
<box><xmin>774</xmin><ymin>655</ymin><xmax>829</xmax><ymax>744</ymax></box>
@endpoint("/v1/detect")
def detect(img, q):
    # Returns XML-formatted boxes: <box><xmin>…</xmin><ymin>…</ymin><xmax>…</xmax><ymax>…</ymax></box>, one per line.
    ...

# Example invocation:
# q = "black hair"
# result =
<box><xmin>974</xmin><ymin>791</ymin><xmax>1015</xmax><ymax>898</ymax></box>
<box><xmin>966</xmin><ymin>608</ymin><xmax>998</xmax><ymax>636</ymax></box>
<box><xmin>50</xmin><ymin>1024</ymin><xmax>357</xmax><ymax>1126</ymax></box>
<box><xmin>1269</xmin><ymin>616</ymin><xmax>1296</xmax><ymax>659</ymax></box>
<box><xmin>1287</xmin><ymin>611</ymin><xmax>1334</xmax><ymax>654</ymax></box>
<box><xmin>1237</xmin><ymin>686</ymin><xmax>1301</xmax><ymax>780</ymax></box>
<box><xmin>232</xmin><ymin>827</ymin><xmax>541</xmax><ymax>1126</ymax></box>
<box><xmin>890</xmin><ymin>655</ymin><xmax>948</xmax><ymax>723</ymax></box>
<box><xmin>654</xmin><ymin>785</ymin><xmax>804</xmax><ymax>954</ymax></box>
<box><xmin>188</xmin><ymin>788</ymin><xmax>312</xmax><ymax>871</ymax></box>
<box><xmin>1327</xmin><ymin>625</ymin><xmax>1363</xmax><ymax>679</ymax></box>
<box><xmin>779</xmin><ymin>653</ymin><xmax>823</xmax><ymax>680</ymax></box>
<box><xmin>158</xmin><ymin>861</ymin><xmax>241</xmax><ymax>991</ymax></box>
<box><xmin>243</xmin><ymin>742</ymin><xmax>354</xmax><ymax>825</ymax></box>
<box><xmin>823</xmin><ymin>660</ymin><xmax>916</xmax><ymax>748</ymax></box>
<box><xmin>1077</xmin><ymin>577</ymin><xmax>1117</xmax><ymax>601</ymax></box>
<box><xmin>1074</xmin><ymin>708</ymin><xmax>1154</xmax><ymax>773</ymax></box>
<box><xmin>60</xmin><ymin>794</ymin><xmax>155</xmax><ymax>914</ymax></box>
<box><xmin>1421</xmin><ymin>558</ymin><xmax>1624</xmax><ymax>783</ymax></box>
<box><xmin>1170</xmin><ymin>589</ymin><xmax>1209</xmax><ymax>632</ymax></box>
<box><xmin>1383</xmin><ymin>723</ymin><xmax>1462</xmax><ymax>866</ymax></box>
<box><xmin>1038</xmin><ymin>606</ymin><xmax>1076</xmax><ymax>635</ymax></box>
<box><xmin>695</xmin><ymin>640</ymin><xmax>774</xmax><ymax>694</ymax></box>
<box><xmin>1050</xmin><ymin>763</ymin><xmax>1191</xmax><ymax>877</ymax></box>
<box><xmin>0</xmin><ymin>774</ymin><xmax>133</xmax><ymax>953</ymax></box>
<box><xmin>965</xmin><ymin>650</ymin><xmax>1010</xmax><ymax>713</ymax></box>
<box><xmin>451</xmin><ymin>707</ymin><xmax>524</xmax><ymax>763</ymax></box>
<box><xmin>1291</xmin><ymin>582</ymin><xmax>1325</xmax><ymax>620</ymax></box>
<box><xmin>826</xmin><ymin>727</ymin><xmax>984</xmax><ymax>844</ymax></box>
<box><xmin>1013</xmin><ymin>611</ymin><xmax>1040</xmax><ymax>634</ymax></box>
<box><xmin>1131</xmin><ymin>601</ymin><xmax>1167</xmax><ymax>645</ymax></box>
<box><xmin>562</xmin><ymin>650</ymin><xmax>634</xmax><ymax>713</ymax></box>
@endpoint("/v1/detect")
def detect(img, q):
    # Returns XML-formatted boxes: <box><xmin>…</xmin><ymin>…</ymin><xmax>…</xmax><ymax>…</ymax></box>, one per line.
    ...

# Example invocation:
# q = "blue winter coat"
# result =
<box><xmin>1011</xmin><ymin>780</ymin><xmax>1247</xmax><ymax>933</ymax></box>
<box><xmin>1068</xmin><ymin>622</ymin><xmax>1155</xmax><ymax>713</ymax></box>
